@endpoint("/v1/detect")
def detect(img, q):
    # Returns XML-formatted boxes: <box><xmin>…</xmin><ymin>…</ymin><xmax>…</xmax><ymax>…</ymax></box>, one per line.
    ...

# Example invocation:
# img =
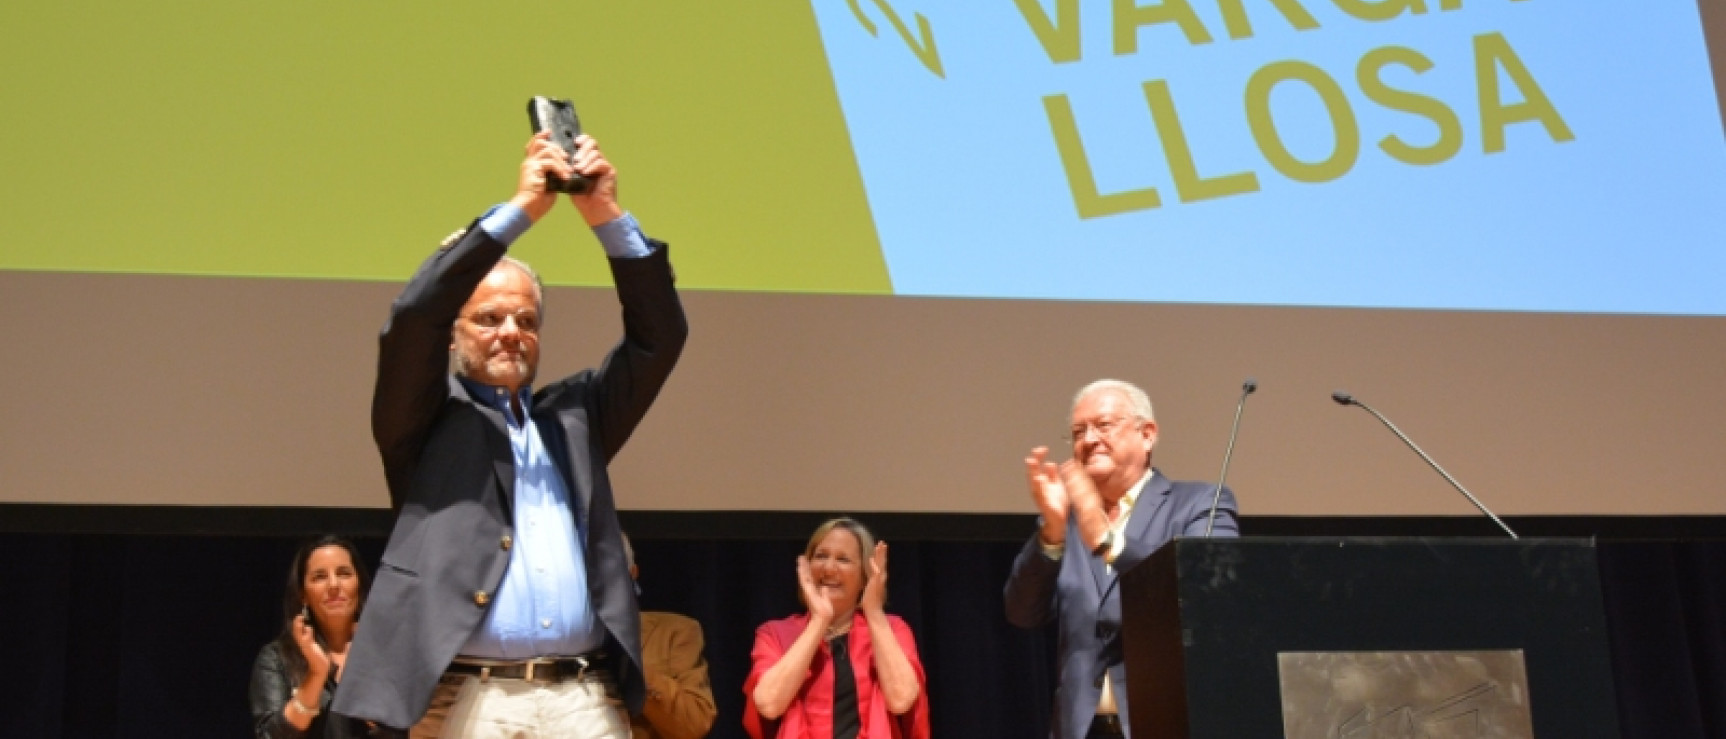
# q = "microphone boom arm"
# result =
<box><xmin>1206</xmin><ymin>380</ymin><xmax>1254</xmax><ymax>536</ymax></box>
<box><xmin>1348</xmin><ymin>397</ymin><xmax>1519</xmax><ymax>540</ymax></box>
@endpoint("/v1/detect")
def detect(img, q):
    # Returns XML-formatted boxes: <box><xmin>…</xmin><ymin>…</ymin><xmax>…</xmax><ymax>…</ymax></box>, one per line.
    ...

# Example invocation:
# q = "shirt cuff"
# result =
<box><xmin>1039</xmin><ymin>537</ymin><xmax>1064</xmax><ymax>562</ymax></box>
<box><xmin>591</xmin><ymin>211</ymin><xmax>653</xmax><ymax>258</ymax></box>
<box><xmin>477</xmin><ymin>203</ymin><xmax>533</xmax><ymax>247</ymax></box>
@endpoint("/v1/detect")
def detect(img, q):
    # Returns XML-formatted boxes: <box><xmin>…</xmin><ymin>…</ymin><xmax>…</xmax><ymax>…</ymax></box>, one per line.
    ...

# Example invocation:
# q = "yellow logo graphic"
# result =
<box><xmin>846</xmin><ymin>0</ymin><xmax>945</xmax><ymax>78</ymax></box>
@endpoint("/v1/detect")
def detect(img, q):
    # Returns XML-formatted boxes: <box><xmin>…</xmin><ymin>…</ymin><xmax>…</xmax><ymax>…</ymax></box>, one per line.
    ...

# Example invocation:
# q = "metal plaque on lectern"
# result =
<box><xmin>1277</xmin><ymin>650</ymin><xmax>1535</xmax><ymax>738</ymax></box>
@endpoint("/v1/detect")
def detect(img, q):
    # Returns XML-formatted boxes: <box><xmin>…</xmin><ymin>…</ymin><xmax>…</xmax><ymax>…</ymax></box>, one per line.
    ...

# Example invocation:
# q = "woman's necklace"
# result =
<box><xmin>825</xmin><ymin>617</ymin><xmax>852</xmax><ymax>640</ymax></box>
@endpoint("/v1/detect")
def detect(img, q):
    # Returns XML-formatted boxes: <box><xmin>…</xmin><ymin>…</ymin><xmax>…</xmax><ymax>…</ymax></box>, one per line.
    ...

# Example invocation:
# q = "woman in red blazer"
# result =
<box><xmin>744</xmin><ymin>518</ymin><xmax>931</xmax><ymax>739</ymax></box>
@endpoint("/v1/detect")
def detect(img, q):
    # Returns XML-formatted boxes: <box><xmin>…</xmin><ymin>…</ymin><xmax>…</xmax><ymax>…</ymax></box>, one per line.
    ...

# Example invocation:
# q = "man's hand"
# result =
<box><xmin>566</xmin><ymin>134</ymin><xmax>623</xmax><ymax>227</ymax></box>
<box><xmin>1060</xmin><ymin>460</ymin><xmax>1110</xmax><ymax>555</ymax></box>
<box><xmin>860</xmin><ymin>541</ymin><xmax>890</xmax><ymax>616</ymax></box>
<box><xmin>510</xmin><ymin>131</ymin><xmax>572</xmax><ymax>223</ymax></box>
<box><xmin>1026</xmin><ymin>446</ymin><xmax>1069</xmax><ymax>546</ymax></box>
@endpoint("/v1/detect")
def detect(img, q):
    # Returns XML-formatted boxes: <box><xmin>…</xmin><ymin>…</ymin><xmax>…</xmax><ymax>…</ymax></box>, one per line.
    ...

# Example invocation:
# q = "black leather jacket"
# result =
<box><xmin>249</xmin><ymin>642</ymin><xmax>371</xmax><ymax>738</ymax></box>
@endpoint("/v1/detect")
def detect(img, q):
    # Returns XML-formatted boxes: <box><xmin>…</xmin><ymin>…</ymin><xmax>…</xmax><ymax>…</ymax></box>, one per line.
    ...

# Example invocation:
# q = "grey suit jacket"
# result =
<box><xmin>331</xmin><ymin>221</ymin><xmax>688</xmax><ymax>729</ymax></box>
<box><xmin>1003</xmin><ymin>470</ymin><xmax>1238</xmax><ymax>739</ymax></box>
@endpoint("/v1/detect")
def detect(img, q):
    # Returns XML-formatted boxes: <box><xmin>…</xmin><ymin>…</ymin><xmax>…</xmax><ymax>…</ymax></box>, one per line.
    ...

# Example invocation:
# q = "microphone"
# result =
<box><xmin>1331</xmin><ymin>390</ymin><xmax>1519</xmax><ymax>539</ymax></box>
<box><xmin>1205</xmin><ymin>378</ymin><xmax>1257</xmax><ymax>536</ymax></box>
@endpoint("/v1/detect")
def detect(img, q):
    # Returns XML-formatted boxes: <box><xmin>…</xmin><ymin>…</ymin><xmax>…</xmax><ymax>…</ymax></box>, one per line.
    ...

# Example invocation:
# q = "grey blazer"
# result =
<box><xmin>1003</xmin><ymin>470</ymin><xmax>1239</xmax><ymax>739</ymax></box>
<box><xmin>331</xmin><ymin>221</ymin><xmax>688</xmax><ymax>730</ymax></box>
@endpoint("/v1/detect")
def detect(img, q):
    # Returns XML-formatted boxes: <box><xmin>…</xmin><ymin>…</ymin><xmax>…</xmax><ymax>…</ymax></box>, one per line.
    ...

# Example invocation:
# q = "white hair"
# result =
<box><xmin>1072</xmin><ymin>379</ymin><xmax>1155</xmax><ymax>422</ymax></box>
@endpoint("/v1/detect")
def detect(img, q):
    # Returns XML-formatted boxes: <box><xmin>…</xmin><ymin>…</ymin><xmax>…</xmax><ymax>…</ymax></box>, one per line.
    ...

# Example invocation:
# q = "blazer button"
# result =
<box><xmin>473</xmin><ymin>590</ymin><xmax>490</xmax><ymax>607</ymax></box>
<box><xmin>500</xmin><ymin>535</ymin><xmax>513</xmax><ymax>551</ymax></box>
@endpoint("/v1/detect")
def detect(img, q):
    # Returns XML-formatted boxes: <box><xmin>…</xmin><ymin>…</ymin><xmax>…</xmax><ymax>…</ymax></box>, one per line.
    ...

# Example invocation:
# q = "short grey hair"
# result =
<box><xmin>1072</xmin><ymin>379</ymin><xmax>1155</xmax><ymax>422</ymax></box>
<box><xmin>496</xmin><ymin>256</ymin><xmax>545</xmax><ymax>313</ymax></box>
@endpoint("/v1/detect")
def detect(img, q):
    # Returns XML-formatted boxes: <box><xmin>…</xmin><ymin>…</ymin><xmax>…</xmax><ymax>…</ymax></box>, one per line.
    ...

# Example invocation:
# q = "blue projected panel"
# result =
<box><xmin>813</xmin><ymin>0</ymin><xmax>1726</xmax><ymax>314</ymax></box>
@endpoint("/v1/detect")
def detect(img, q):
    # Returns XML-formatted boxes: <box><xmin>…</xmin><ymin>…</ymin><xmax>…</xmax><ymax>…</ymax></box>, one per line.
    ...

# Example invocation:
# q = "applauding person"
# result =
<box><xmin>745</xmin><ymin>518</ymin><xmax>930</xmax><ymax>739</ymax></box>
<box><xmin>1004</xmin><ymin>379</ymin><xmax>1240</xmax><ymax>739</ymax></box>
<box><xmin>249</xmin><ymin>535</ymin><xmax>372</xmax><ymax>738</ymax></box>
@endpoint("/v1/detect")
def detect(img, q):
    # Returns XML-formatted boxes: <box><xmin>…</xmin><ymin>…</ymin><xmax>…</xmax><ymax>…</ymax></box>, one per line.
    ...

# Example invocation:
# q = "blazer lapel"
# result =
<box><xmin>451</xmin><ymin>377</ymin><xmax>515</xmax><ymax>519</ymax></box>
<box><xmin>1124</xmin><ymin>470</ymin><xmax>1173</xmax><ymax>551</ymax></box>
<box><xmin>1092</xmin><ymin>471</ymin><xmax>1174</xmax><ymax>596</ymax></box>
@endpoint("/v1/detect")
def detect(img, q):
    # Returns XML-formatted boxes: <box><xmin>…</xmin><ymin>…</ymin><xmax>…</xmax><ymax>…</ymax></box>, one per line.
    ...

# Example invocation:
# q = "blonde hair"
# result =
<box><xmin>801</xmin><ymin>517</ymin><xmax>877</xmax><ymax>607</ymax></box>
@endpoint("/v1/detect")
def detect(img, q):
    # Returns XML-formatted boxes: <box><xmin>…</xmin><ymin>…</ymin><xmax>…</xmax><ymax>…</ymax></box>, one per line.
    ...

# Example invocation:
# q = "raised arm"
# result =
<box><xmin>248</xmin><ymin>638</ymin><xmax>326</xmax><ymax>739</ymax></box>
<box><xmin>371</xmin><ymin>134</ymin><xmax>570</xmax><ymax>507</ymax></box>
<box><xmin>861</xmin><ymin>542</ymin><xmax>923</xmax><ymax>714</ymax></box>
<box><xmin>748</xmin><ymin>558</ymin><xmax>835</xmax><ymax>721</ymax></box>
<box><xmin>535</xmin><ymin>134</ymin><xmax>688</xmax><ymax>461</ymax></box>
<box><xmin>1004</xmin><ymin>447</ymin><xmax>1070</xmax><ymax>628</ymax></box>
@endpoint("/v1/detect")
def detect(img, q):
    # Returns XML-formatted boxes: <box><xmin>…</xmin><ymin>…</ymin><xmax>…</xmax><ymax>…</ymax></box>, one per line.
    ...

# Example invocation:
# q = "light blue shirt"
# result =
<box><xmin>478</xmin><ymin>202</ymin><xmax>650</xmax><ymax>258</ymax></box>
<box><xmin>456</xmin><ymin>203</ymin><xmax>653</xmax><ymax>659</ymax></box>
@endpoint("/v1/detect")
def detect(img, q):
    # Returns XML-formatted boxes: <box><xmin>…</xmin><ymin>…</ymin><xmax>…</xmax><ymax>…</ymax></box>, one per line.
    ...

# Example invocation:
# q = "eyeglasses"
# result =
<box><xmin>463</xmin><ymin>310</ymin><xmax>540</xmax><ymax>335</ymax></box>
<box><xmin>1066</xmin><ymin>417</ymin><xmax>1141</xmax><ymax>442</ymax></box>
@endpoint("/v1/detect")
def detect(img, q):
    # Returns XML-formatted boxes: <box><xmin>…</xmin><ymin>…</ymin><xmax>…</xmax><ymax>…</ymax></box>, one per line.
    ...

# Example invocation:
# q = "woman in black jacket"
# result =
<box><xmin>249</xmin><ymin>535</ymin><xmax>372</xmax><ymax>738</ymax></box>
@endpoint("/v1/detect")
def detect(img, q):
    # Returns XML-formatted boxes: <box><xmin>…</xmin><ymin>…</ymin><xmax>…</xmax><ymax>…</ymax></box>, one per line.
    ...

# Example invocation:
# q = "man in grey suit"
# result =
<box><xmin>332</xmin><ymin>130</ymin><xmax>687</xmax><ymax>736</ymax></box>
<box><xmin>1004</xmin><ymin>379</ymin><xmax>1239</xmax><ymax>739</ymax></box>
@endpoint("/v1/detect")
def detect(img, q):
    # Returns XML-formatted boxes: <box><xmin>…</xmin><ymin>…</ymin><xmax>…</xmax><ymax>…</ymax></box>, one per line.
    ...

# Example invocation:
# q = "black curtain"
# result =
<box><xmin>1</xmin><ymin>533</ymin><xmax>1722</xmax><ymax>738</ymax></box>
<box><xmin>1599</xmin><ymin>542</ymin><xmax>1726</xmax><ymax>737</ymax></box>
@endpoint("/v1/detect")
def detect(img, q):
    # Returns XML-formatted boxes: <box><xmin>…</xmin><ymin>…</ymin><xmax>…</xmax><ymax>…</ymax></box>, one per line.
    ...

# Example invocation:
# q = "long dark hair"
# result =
<box><xmin>274</xmin><ymin>535</ymin><xmax>371</xmax><ymax>684</ymax></box>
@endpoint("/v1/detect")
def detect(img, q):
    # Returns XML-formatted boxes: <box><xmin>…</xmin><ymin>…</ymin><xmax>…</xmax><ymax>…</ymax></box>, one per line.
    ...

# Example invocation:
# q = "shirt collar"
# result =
<box><xmin>456</xmin><ymin>375</ymin><xmax>533</xmax><ymax>418</ymax></box>
<box><xmin>1114</xmin><ymin>468</ymin><xmax>1156</xmax><ymax>528</ymax></box>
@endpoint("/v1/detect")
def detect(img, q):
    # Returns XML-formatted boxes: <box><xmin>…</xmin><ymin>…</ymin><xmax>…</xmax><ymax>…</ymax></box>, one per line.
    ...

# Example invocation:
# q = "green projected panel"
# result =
<box><xmin>0</xmin><ymin>2</ymin><xmax>892</xmax><ymax>294</ymax></box>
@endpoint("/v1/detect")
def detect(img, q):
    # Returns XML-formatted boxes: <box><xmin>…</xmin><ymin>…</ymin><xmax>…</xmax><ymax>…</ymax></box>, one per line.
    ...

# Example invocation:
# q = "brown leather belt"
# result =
<box><xmin>446</xmin><ymin>652</ymin><xmax>605</xmax><ymax>683</ymax></box>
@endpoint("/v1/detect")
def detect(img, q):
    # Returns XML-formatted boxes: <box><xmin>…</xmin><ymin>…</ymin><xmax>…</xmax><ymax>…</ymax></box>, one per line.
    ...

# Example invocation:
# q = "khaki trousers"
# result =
<box><xmin>411</xmin><ymin>672</ymin><xmax>630</xmax><ymax>739</ymax></box>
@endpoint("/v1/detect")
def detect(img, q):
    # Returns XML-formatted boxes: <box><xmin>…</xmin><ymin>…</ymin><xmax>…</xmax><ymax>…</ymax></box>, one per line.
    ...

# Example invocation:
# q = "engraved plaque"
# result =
<box><xmin>1277</xmin><ymin>650</ymin><xmax>1534</xmax><ymax>738</ymax></box>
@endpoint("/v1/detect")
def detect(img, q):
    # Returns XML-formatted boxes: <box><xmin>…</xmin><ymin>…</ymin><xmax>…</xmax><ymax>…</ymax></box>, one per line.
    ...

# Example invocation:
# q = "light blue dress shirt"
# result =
<box><xmin>455</xmin><ymin>203</ymin><xmax>652</xmax><ymax>659</ymax></box>
<box><xmin>478</xmin><ymin>202</ymin><xmax>650</xmax><ymax>258</ymax></box>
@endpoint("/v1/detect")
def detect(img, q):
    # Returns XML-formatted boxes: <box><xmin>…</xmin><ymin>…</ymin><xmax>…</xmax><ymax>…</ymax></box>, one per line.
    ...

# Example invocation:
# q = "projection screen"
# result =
<box><xmin>2</xmin><ymin>0</ymin><xmax>1723</xmax><ymax>516</ymax></box>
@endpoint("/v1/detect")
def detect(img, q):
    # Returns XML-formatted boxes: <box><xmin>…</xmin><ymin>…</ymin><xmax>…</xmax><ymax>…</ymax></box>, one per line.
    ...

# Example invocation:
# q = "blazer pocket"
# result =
<box><xmin>379</xmin><ymin>561</ymin><xmax>420</xmax><ymax>579</ymax></box>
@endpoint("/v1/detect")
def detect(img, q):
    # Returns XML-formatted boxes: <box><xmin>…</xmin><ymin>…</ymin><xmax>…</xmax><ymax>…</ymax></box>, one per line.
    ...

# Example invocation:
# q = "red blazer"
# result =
<box><xmin>744</xmin><ymin>612</ymin><xmax>931</xmax><ymax>739</ymax></box>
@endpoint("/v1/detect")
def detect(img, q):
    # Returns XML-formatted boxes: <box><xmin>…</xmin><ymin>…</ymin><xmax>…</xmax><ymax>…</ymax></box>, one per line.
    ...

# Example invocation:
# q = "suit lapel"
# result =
<box><xmin>451</xmin><ymin>377</ymin><xmax>515</xmax><ymax>519</ymax></box>
<box><xmin>1090</xmin><ymin>471</ymin><xmax>1173</xmax><ymax>597</ymax></box>
<box><xmin>1125</xmin><ymin>470</ymin><xmax>1173</xmax><ymax>550</ymax></box>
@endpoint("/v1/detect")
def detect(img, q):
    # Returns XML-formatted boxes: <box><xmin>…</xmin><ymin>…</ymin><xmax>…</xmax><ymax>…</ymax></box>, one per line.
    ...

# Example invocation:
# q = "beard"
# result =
<box><xmin>454</xmin><ymin>345</ymin><xmax>535</xmax><ymax>387</ymax></box>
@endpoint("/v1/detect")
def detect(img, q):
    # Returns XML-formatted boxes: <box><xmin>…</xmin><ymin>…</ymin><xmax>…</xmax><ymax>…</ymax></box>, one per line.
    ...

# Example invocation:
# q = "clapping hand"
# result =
<box><xmin>860</xmin><ymin>541</ymin><xmax>889</xmax><ymax>615</ymax></box>
<box><xmin>797</xmin><ymin>555</ymin><xmax>834</xmax><ymax>624</ymax></box>
<box><xmin>1059</xmin><ymin>459</ymin><xmax>1110</xmax><ymax>554</ymax></box>
<box><xmin>1026</xmin><ymin>446</ymin><xmax>1069</xmax><ymax>545</ymax></box>
<box><xmin>292</xmin><ymin>611</ymin><xmax>330</xmax><ymax>679</ymax></box>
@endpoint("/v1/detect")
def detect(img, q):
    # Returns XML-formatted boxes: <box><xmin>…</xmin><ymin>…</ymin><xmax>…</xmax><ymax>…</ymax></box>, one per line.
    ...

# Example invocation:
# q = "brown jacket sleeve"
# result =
<box><xmin>633</xmin><ymin>611</ymin><xmax>717</xmax><ymax>739</ymax></box>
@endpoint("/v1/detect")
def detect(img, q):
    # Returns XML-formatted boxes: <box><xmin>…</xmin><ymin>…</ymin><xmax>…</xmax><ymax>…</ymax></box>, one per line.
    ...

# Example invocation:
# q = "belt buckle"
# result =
<box><xmin>525</xmin><ymin>657</ymin><xmax>562</xmax><ymax>683</ymax></box>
